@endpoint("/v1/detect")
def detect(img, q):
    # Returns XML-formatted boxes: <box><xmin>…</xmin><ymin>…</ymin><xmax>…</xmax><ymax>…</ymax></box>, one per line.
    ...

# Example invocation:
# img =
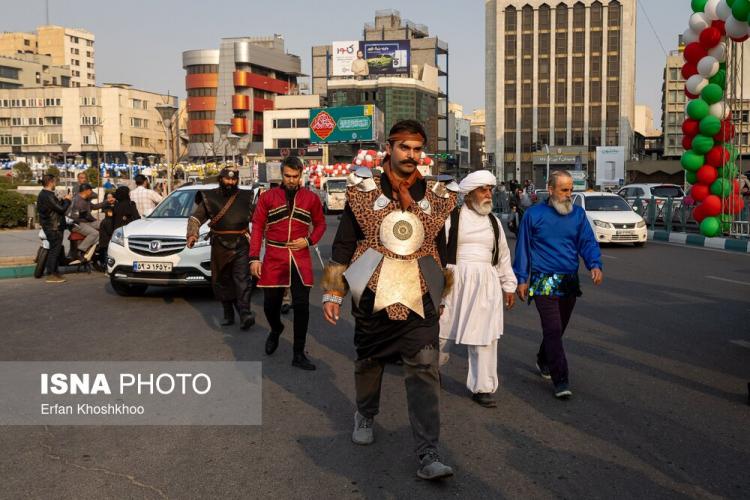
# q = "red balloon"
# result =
<box><xmin>691</xmin><ymin>184</ymin><xmax>710</xmax><ymax>202</ymax></box>
<box><xmin>701</xmin><ymin>194</ymin><xmax>722</xmax><ymax>216</ymax></box>
<box><xmin>697</xmin><ymin>165</ymin><xmax>719</xmax><ymax>185</ymax></box>
<box><xmin>684</xmin><ymin>42</ymin><xmax>708</xmax><ymax>64</ymax></box>
<box><xmin>722</xmin><ymin>194</ymin><xmax>745</xmax><ymax>214</ymax></box>
<box><xmin>682</xmin><ymin>136</ymin><xmax>694</xmax><ymax>150</ymax></box>
<box><xmin>685</xmin><ymin>88</ymin><xmax>699</xmax><ymax>99</ymax></box>
<box><xmin>713</xmin><ymin>120</ymin><xmax>736</xmax><ymax>142</ymax></box>
<box><xmin>731</xmin><ymin>34</ymin><xmax>750</xmax><ymax>43</ymax></box>
<box><xmin>699</xmin><ymin>27</ymin><xmax>722</xmax><ymax>49</ymax></box>
<box><xmin>693</xmin><ymin>203</ymin><xmax>707</xmax><ymax>223</ymax></box>
<box><xmin>682</xmin><ymin>119</ymin><xmax>700</xmax><ymax>137</ymax></box>
<box><xmin>705</xmin><ymin>145</ymin><xmax>729</xmax><ymax>167</ymax></box>
<box><xmin>712</xmin><ymin>20</ymin><xmax>726</xmax><ymax>36</ymax></box>
<box><xmin>681</xmin><ymin>63</ymin><xmax>699</xmax><ymax>79</ymax></box>
<box><xmin>733</xmin><ymin>179</ymin><xmax>740</xmax><ymax>194</ymax></box>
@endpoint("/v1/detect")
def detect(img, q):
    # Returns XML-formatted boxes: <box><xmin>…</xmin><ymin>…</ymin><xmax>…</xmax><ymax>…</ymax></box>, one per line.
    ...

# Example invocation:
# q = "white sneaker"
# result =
<box><xmin>351</xmin><ymin>411</ymin><xmax>374</xmax><ymax>445</ymax></box>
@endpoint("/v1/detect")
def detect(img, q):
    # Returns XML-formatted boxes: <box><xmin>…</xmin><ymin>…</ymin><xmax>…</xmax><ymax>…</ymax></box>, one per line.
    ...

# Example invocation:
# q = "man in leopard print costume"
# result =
<box><xmin>321</xmin><ymin>120</ymin><xmax>458</xmax><ymax>481</ymax></box>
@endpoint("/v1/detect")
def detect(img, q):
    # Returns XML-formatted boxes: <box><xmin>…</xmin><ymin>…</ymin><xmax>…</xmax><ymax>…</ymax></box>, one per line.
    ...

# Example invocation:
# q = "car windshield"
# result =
<box><xmin>651</xmin><ymin>186</ymin><xmax>684</xmax><ymax>198</ymax></box>
<box><xmin>326</xmin><ymin>180</ymin><xmax>347</xmax><ymax>192</ymax></box>
<box><xmin>148</xmin><ymin>190</ymin><xmax>198</xmax><ymax>218</ymax></box>
<box><xmin>584</xmin><ymin>196</ymin><xmax>633</xmax><ymax>211</ymax></box>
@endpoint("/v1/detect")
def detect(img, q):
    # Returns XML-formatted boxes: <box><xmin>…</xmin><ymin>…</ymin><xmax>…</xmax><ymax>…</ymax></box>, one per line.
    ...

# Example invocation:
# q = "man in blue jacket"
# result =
<box><xmin>513</xmin><ymin>170</ymin><xmax>603</xmax><ymax>399</ymax></box>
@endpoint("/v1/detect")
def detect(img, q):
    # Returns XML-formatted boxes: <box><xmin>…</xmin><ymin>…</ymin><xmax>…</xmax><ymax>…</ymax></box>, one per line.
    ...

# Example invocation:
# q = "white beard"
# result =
<box><xmin>550</xmin><ymin>197</ymin><xmax>573</xmax><ymax>215</ymax></box>
<box><xmin>469</xmin><ymin>199</ymin><xmax>493</xmax><ymax>216</ymax></box>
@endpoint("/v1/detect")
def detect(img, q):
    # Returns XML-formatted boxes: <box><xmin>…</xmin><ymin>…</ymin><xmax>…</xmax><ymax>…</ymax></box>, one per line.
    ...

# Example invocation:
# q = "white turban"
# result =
<box><xmin>458</xmin><ymin>169</ymin><xmax>496</xmax><ymax>194</ymax></box>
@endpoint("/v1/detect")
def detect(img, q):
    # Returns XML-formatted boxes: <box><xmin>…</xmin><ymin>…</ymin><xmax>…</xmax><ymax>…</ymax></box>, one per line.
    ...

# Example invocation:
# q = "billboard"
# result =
<box><xmin>309</xmin><ymin>105</ymin><xmax>384</xmax><ymax>144</ymax></box>
<box><xmin>595</xmin><ymin>146</ymin><xmax>626</xmax><ymax>186</ymax></box>
<box><xmin>360</xmin><ymin>40</ymin><xmax>410</xmax><ymax>75</ymax></box>
<box><xmin>331</xmin><ymin>41</ymin><xmax>359</xmax><ymax>77</ymax></box>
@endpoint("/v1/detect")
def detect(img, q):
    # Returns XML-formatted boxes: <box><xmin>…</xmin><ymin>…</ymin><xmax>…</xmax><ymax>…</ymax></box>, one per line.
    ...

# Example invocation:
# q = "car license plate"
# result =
<box><xmin>616</xmin><ymin>230</ymin><xmax>636</xmax><ymax>236</ymax></box>
<box><xmin>133</xmin><ymin>262</ymin><xmax>173</xmax><ymax>272</ymax></box>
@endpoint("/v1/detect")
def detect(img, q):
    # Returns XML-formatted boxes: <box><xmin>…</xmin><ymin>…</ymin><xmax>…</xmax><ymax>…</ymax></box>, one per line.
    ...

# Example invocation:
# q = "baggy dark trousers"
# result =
<box><xmin>43</xmin><ymin>228</ymin><xmax>64</xmax><ymax>275</ymax></box>
<box><xmin>263</xmin><ymin>265</ymin><xmax>310</xmax><ymax>354</ymax></box>
<box><xmin>214</xmin><ymin>253</ymin><xmax>252</xmax><ymax>316</ymax></box>
<box><xmin>534</xmin><ymin>295</ymin><xmax>577</xmax><ymax>386</ymax></box>
<box><xmin>354</xmin><ymin>346</ymin><xmax>440</xmax><ymax>457</ymax></box>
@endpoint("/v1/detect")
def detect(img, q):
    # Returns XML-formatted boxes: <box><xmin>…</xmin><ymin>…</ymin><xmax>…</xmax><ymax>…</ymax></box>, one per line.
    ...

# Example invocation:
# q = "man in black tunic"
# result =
<box><xmin>187</xmin><ymin>168</ymin><xmax>255</xmax><ymax>330</ymax></box>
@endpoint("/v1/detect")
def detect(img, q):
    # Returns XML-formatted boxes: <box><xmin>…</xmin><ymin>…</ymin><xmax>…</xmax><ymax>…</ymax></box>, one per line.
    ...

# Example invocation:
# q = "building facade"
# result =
<box><xmin>311</xmin><ymin>10</ymin><xmax>449</xmax><ymax>161</ymax></box>
<box><xmin>183</xmin><ymin>35</ymin><xmax>302</xmax><ymax>162</ymax></box>
<box><xmin>661</xmin><ymin>47</ymin><xmax>686</xmax><ymax>158</ymax></box>
<box><xmin>486</xmin><ymin>0</ymin><xmax>636</xmax><ymax>184</ymax></box>
<box><xmin>447</xmin><ymin>103</ymin><xmax>471</xmax><ymax>173</ymax></box>
<box><xmin>262</xmin><ymin>94</ymin><xmax>322</xmax><ymax>162</ymax></box>
<box><xmin>0</xmin><ymin>26</ymin><xmax>95</xmax><ymax>87</ymax></box>
<box><xmin>466</xmin><ymin>108</ymin><xmax>487</xmax><ymax>170</ymax></box>
<box><xmin>0</xmin><ymin>53</ymin><xmax>71</xmax><ymax>88</ymax></box>
<box><xmin>0</xmin><ymin>84</ymin><xmax>178</xmax><ymax>165</ymax></box>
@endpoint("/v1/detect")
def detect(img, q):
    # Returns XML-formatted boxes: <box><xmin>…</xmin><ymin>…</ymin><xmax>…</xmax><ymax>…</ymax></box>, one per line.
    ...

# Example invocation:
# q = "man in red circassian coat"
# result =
<box><xmin>250</xmin><ymin>156</ymin><xmax>326</xmax><ymax>370</ymax></box>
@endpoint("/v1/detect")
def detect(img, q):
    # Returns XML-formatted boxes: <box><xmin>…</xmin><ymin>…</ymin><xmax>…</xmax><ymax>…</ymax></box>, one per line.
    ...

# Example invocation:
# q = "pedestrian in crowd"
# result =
<box><xmin>525</xmin><ymin>178</ymin><xmax>536</xmax><ymax>194</ymax></box>
<box><xmin>68</xmin><ymin>183</ymin><xmax>106</xmax><ymax>262</ymax></box>
<box><xmin>439</xmin><ymin>170</ymin><xmax>517</xmax><ymax>408</ymax></box>
<box><xmin>187</xmin><ymin>167</ymin><xmax>256</xmax><ymax>330</ymax></box>
<box><xmin>513</xmin><ymin>170</ymin><xmax>603</xmax><ymax>399</ymax></box>
<box><xmin>250</xmin><ymin>156</ymin><xmax>326</xmax><ymax>370</ymax></box>
<box><xmin>94</xmin><ymin>192</ymin><xmax>116</xmax><ymax>269</ymax></box>
<box><xmin>518</xmin><ymin>188</ymin><xmax>532</xmax><ymax>209</ymax></box>
<box><xmin>322</xmin><ymin>120</ymin><xmax>457</xmax><ymax>480</ymax></box>
<box><xmin>36</xmin><ymin>174</ymin><xmax>72</xmax><ymax>283</ymax></box>
<box><xmin>98</xmin><ymin>187</ymin><xmax>140</xmax><ymax>266</ymax></box>
<box><xmin>131</xmin><ymin>174</ymin><xmax>163</xmax><ymax>217</ymax></box>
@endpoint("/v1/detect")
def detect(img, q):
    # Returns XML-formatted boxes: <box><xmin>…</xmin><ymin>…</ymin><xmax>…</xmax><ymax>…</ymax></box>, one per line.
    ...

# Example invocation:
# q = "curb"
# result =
<box><xmin>0</xmin><ymin>264</ymin><xmax>35</xmax><ymax>280</ymax></box>
<box><xmin>649</xmin><ymin>230</ymin><xmax>750</xmax><ymax>253</ymax></box>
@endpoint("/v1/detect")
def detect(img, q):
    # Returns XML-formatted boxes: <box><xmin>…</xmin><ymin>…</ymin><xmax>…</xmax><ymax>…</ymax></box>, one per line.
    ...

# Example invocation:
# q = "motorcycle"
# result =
<box><xmin>34</xmin><ymin>218</ymin><xmax>99</xmax><ymax>278</ymax></box>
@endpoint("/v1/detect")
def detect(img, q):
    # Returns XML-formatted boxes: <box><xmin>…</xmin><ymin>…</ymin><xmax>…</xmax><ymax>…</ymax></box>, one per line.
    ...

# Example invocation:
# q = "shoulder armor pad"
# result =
<box><xmin>445</xmin><ymin>181</ymin><xmax>460</xmax><ymax>193</ymax></box>
<box><xmin>347</xmin><ymin>170</ymin><xmax>377</xmax><ymax>192</ymax></box>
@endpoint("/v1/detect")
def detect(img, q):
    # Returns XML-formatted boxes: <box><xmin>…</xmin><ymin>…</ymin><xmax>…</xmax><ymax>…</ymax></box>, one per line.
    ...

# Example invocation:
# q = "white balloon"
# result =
<box><xmin>683</xmin><ymin>28</ymin><xmax>700</xmax><ymax>45</ymax></box>
<box><xmin>704</xmin><ymin>0</ymin><xmax>721</xmax><ymax>20</ymax></box>
<box><xmin>709</xmin><ymin>101</ymin><xmax>730</xmax><ymax>119</ymax></box>
<box><xmin>725</xmin><ymin>14</ymin><xmax>747</xmax><ymax>39</ymax></box>
<box><xmin>697</xmin><ymin>55</ymin><xmax>720</xmax><ymax>77</ymax></box>
<box><xmin>355</xmin><ymin>158</ymin><xmax>362</xmax><ymax>165</ymax></box>
<box><xmin>689</xmin><ymin>12</ymin><xmax>710</xmax><ymax>33</ymax></box>
<box><xmin>686</xmin><ymin>74</ymin><xmax>709</xmax><ymax>94</ymax></box>
<box><xmin>716</xmin><ymin>0</ymin><xmax>732</xmax><ymax>21</ymax></box>
<box><xmin>708</xmin><ymin>42</ymin><xmax>727</xmax><ymax>62</ymax></box>
<box><xmin>365</xmin><ymin>154</ymin><xmax>373</xmax><ymax>162</ymax></box>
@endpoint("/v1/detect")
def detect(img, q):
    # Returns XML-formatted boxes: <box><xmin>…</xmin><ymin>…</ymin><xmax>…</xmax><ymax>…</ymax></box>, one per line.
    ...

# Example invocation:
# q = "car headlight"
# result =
<box><xmin>193</xmin><ymin>232</ymin><xmax>211</xmax><ymax>248</ymax></box>
<box><xmin>636</xmin><ymin>219</ymin><xmax>646</xmax><ymax>228</ymax></box>
<box><xmin>111</xmin><ymin>227</ymin><xmax>125</xmax><ymax>246</ymax></box>
<box><xmin>593</xmin><ymin>220</ymin><xmax>613</xmax><ymax>229</ymax></box>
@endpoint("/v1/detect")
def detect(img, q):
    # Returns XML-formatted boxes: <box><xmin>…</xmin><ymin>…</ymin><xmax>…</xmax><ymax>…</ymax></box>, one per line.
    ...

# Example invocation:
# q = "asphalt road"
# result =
<box><xmin>0</xmin><ymin>215</ymin><xmax>748</xmax><ymax>499</ymax></box>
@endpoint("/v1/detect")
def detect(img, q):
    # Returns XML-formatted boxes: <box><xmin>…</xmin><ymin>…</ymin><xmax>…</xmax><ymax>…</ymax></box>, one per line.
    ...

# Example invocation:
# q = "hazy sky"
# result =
<box><xmin>4</xmin><ymin>0</ymin><xmax>687</xmax><ymax>128</ymax></box>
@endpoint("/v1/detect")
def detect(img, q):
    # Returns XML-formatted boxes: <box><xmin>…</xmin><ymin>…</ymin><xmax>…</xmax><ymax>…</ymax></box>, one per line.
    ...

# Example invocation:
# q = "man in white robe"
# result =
<box><xmin>439</xmin><ymin>170</ymin><xmax>517</xmax><ymax>408</ymax></box>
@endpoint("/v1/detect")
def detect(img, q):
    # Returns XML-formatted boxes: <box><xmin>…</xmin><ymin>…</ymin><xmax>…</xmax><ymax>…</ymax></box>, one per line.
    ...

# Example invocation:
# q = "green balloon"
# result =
<box><xmin>691</xmin><ymin>134</ymin><xmax>714</xmax><ymax>154</ymax></box>
<box><xmin>699</xmin><ymin>115</ymin><xmax>722</xmax><ymax>136</ymax></box>
<box><xmin>692</xmin><ymin>0</ymin><xmax>708</xmax><ymax>11</ymax></box>
<box><xmin>709</xmin><ymin>70</ymin><xmax>726</xmax><ymax>88</ymax></box>
<box><xmin>718</xmin><ymin>163</ymin><xmax>738</xmax><ymax>178</ymax></box>
<box><xmin>700</xmin><ymin>216</ymin><xmax>721</xmax><ymax>237</ymax></box>
<box><xmin>728</xmin><ymin>0</ymin><xmax>736</xmax><ymax>7</ymax></box>
<box><xmin>710</xmin><ymin>178</ymin><xmax>732</xmax><ymax>197</ymax></box>
<box><xmin>701</xmin><ymin>84</ymin><xmax>724</xmax><ymax>104</ymax></box>
<box><xmin>686</xmin><ymin>171</ymin><xmax>698</xmax><ymax>184</ymax></box>
<box><xmin>733</xmin><ymin>0</ymin><xmax>750</xmax><ymax>21</ymax></box>
<box><xmin>687</xmin><ymin>99</ymin><xmax>710</xmax><ymax>120</ymax></box>
<box><xmin>681</xmin><ymin>150</ymin><xmax>705</xmax><ymax>172</ymax></box>
<box><xmin>720</xmin><ymin>62</ymin><xmax>727</xmax><ymax>70</ymax></box>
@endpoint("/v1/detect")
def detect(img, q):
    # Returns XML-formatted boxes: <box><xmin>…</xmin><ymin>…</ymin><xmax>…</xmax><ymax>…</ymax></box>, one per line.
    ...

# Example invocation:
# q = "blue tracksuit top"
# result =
<box><xmin>513</xmin><ymin>202</ymin><xmax>603</xmax><ymax>284</ymax></box>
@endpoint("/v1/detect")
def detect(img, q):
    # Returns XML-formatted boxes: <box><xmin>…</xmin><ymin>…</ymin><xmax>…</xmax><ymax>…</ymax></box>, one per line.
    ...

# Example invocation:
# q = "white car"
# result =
<box><xmin>572</xmin><ymin>192</ymin><xmax>647</xmax><ymax>247</ymax></box>
<box><xmin>106</xmin><ymin>184</ymin><xmax>259</xmax><ymax>296</ymax></box>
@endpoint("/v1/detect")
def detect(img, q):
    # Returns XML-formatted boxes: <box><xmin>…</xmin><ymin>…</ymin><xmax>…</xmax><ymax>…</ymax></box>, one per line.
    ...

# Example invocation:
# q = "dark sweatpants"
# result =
<box><xmin>214</xmin><ymin>254</ymin><xmax>252</xmax><ymax>316</ymax></box>
<box><xmin>43</xmin><ymin>228</ymin><xmax>64</xmax><ymax>275</ymax></box>
<box><xmin>263</xmin><ymin>266</ymin><xmax>310</xmax><ymax>354</ymax></box>
<box><xmin>534</xmin><ymin>295</ymin><xmax>577</xmax><ymax>386</ymax></box>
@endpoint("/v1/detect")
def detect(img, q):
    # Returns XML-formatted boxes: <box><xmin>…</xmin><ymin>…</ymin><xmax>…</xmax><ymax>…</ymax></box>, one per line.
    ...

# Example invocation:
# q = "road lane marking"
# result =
<box><xmin>705</xmin><ymin>275</ymin><xmax>750</xmax><ymax>287</ymax></box>
<box><xmin>601</xmin><ymin>254</ymin><xmax>617</xmax><ymax>260</ymax></box>
<box><xmin>729</xmin><ymin>340</ymin><xmax>750</xmax><ymax>349</ymax></box>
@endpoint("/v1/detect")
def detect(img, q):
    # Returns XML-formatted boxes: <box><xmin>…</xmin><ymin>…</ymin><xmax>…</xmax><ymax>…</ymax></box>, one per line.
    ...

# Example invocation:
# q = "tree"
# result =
<box><xmin>46</xmin><ymin>165</ymin><xmax>60</xmax><ymax>178</ymax></box>
<box><xmin>84</xmin><ymin>166</ymin><xmax>99</xmax><ymax>185</ymax></box>
<box><xmin>12</xmin><ymin>162</ymin><xmax>32</xmax><ymax>182</ymax></box>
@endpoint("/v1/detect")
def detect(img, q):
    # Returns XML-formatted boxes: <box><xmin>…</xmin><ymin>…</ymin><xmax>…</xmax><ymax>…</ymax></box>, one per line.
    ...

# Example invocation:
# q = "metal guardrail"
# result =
<box><xmin>631</xmin><ymin>195</ymin><xmax>750</xmax><ymax>238</ymax></box>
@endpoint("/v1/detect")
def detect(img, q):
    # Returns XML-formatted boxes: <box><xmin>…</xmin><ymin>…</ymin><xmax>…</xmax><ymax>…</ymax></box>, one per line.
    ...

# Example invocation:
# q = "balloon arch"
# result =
<box><xmin>682</xmin><ymin>0</ymin><xmax>747</xmax><ymax>236</ymax></box>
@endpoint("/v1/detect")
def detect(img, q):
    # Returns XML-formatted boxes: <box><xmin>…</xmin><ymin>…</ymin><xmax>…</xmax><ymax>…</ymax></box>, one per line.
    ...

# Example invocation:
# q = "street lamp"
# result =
<box><xmin>125</xmin><ymin>151</ymin><xmax>134</xmax><ymax>182</ymax></box>
<box><xmin>156</xmin><ymin>102</ymin><xmax>178</xmax><ymax>193</ymax></box>
<box><xmin>227</xmin><ymin>133</ymin><xmax>239</xmax><ymax>166</ymax></box>
<box><xmin>59</xmin><ymin>142</ymin><xmax>71</xmax><ymax>189</ymax></box>
<box><xmin>214</xmin><ymin>121</ymin><xmax>231</xmax><ymax>166</ymax></box>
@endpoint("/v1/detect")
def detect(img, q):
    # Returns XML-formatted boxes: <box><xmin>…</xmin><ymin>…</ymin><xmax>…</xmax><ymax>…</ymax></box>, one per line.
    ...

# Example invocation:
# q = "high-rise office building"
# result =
<box><xmin>486</xmin><ymin>0</ymin><xmax>636</xmax><ymax>183</ymax></box>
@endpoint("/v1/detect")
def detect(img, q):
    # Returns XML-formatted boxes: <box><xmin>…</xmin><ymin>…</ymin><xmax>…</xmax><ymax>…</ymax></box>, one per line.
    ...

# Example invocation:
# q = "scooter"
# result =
<box><xmin>34</xmin><ymin>218</ymin><xmax>99</xmax><ymax>278</ymax></box>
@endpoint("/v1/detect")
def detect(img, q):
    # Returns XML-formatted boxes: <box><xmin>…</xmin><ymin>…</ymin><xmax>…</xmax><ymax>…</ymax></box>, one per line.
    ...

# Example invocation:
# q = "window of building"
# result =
<box><xmin>187</xmin><ymin>65</ymin><xmax>219</xmax><ymax>74</ymax></box>
<box><xmin>555</xmin><ymin>105</ymin><xmax>567</xmax><ymax>129</ymax></box>
<box><xmin>522</xmin><ymin>5</ymin><xmax>533</xmax><ymax>30</ymax></box>
<box><xmin>505</xmin><ymin>6</ymin><xmax>517</xmax><ymax>31</ymax></box>
<box><xmin>188</xmin><ymin>111</ymin><xmax>215</xmax><ymax>120</ymax></box>
<box><xmin>505</xmin><ymin>84</ymin><xmax>516</xmax><ymax>105</ymax></box>
<box><xmin>521</xmin><ymin>108</ymin><xmax>533</xmax><ymax>130</ymax></box>
<box><xmin>274</xmin><ymin>118</ymin><xmax>293</xmax><ymax>128</ymax></box>
<box><xmin>522</xmin><ymin>34</ymin><xmax>534</xmax><ymax>56</ymax></box>
<box><xmin>607</xmin><ymin>29</ymin><xmax>620</xmax><ymax>52</ymax></box>
<box><xmin>187</xmin><ymin>88</ymin><xmax>217</xmax><ymax>97</ymax></box>
<box><xmin>590</xmin><ymin>31</ymin><xmax>602</xmax><ymax>53</ymax></box>
<box><xmin>539</xmin><ymin>5</ymin><xmax>551</xmax><ymax>30</ymax></box>
<box><xmin>539</xmin><ymin>33</ymin><xmax>550</xmax><ymax>54</ymax></box>
<box><xmin>556</xmin><ymin>4</ymin><xmax>568</xmax><ymax>27</ymax></box>
<box><xmin>11</xmin><ymin>117</ymin><xmax>22</xmax><ymax>126</ymax></box>
<box><xmin>505</xmin><ymin>58</ymin><xmax>516</xmax><ymax>80</ymax></box>
<box><xmin>573</xmin><ymin>2</ymin><xmax>585</xmax><ymax>29</ymax></box>
<box><xmin>539</xmin><ymin>82</ymin><xmax>550</xmax><ymax>104</ymax></box>
<box><xmin>590</xmin><ymin>105</ymin><xmax>602</xmax><ymax>127</ymax></box>
<box><xmin>275</xmin><ymin>138</ymin><xmax>293</xmax><ymax>148</ymax></box>
<box><xmin>539</xmin><ymin>58</ymin><xmax>550</xmax><ymax>80</ymax></box>
<box><xmin>556</xmin><ymin>81</ymin><xmax>567</xmax><ymax>102</ymax></box>
<box><xmin>573</xmin><ymin>31</ymin><xmax>585</xmax><ymax>53</ymax></box>
<box><xmin>608</xmin><ymin>1</ymin><xmax>621</xmax><ymax>27</ymax></box>
<box><xmin>590</xmin><ymin>80</ymin><xmax>602</xmax><ymax>101</ymax></box>
<box><xmin>607</xmin><ymin>55</ymin><xmax>620</xmax><ymax>77</ymax></box>
<box><xmin>505</xmin><ymin>108</ymin><xmax>516</xmax><ymax>127</ymax></box>
<box><xmin>504</xmin><ymin>131</ymin><xmax>516</xmax><ymax>152</ymax></box>
<box><xmin>45</xmin><ymin>116</ymin><xmax>62</xmax><ymax>125</ymax></box>
<box><xmin>591</xmin><ymin>1</ymin><xmax>603</xmax><ymax>26</ymax></box>
<box><xmin>573</xmin><ymin>56</ymin><xmax>585</xmax><ymax>78</ymax></box>
<box><xmin>130</xmin><ymin>117</ymin><xmax>148</xmax><ymax>128</ymax></box>
<box><xmin>0</xmin><ymin>117</ymin><xmax>9</xmax><ymax>126</ymax></box>
<box><xmin>538</xmin><ymin>107</ymin><xmax>550</xmax><ymax>129</ymax></box>
<box><xmin>669</xmin><ymin>68</ymin><xmax>681</xmax><ymax>81</ymax></box>
<box><xmin>590</xmin><ymin>56</ymin><xmax>602</xmax><ymax>78</ymax></box>
<box><xmin>589</xmin><ymin>128</ymin><xmax>601</xmax><ymax>146</ymax></box>
<box><xmin>556</xmin><ymin>56</ymin><xmax>567</xmax><ymax>78</ymax></box>
<box><xmin>0</xmin><ymin>66</ymin><xmax>20</xmax><ymax>80</ymax></box>
<box><xmin>522</xmin><ymin>57</ymin><xmax>533</xmax><ymax>80</ymax></box>
<box><xmin>130</xmin><ymin>136</ymin><xmax>148</xmax><ymax>147</ymax></box>
<box><xmin>606</xmin><ymin>105</ymin><xmax>619</xmax><ymax>127</ymax></box>
<box><xmin>572</xmin><ymin>106</ymin><xmax>584</xmax><ymax>128</ymax></box>
<box><xmin>607</xmin><ymin>79</ymin><xmax>620</xmax><ymax>101</ymax></box>
<box><xmin>572</xmin><ymin>82</ymin><xmax>584</xmax><ymax>102</ymax></box>
<box><xmin>555</xmin><ymin>32</ymin><xmax>567</xmax><ymax>54</ymax></box>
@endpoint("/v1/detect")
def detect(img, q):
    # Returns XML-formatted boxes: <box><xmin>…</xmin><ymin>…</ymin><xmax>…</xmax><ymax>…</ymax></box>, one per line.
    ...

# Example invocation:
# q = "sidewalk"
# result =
<box><xmin>0</xmin><ymin>229</ymin><xmax>40</xmax><ymax>279</ymax></box>
<box><xmin>649</xmin><ymin>230</ymin><xmax>750</xmax><ymax>253</ymax></box>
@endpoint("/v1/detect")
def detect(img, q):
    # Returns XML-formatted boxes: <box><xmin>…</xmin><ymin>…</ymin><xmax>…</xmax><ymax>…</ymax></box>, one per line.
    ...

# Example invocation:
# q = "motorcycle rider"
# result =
<box><xmin>68</xmin><ymin>183</ymin><xmax>105</xmax><ymax>263</ymax></box>
<box><xmin>36</xmin><ymin>174</ymin><xmax>72</xmax><ymax>283</ymax></box>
